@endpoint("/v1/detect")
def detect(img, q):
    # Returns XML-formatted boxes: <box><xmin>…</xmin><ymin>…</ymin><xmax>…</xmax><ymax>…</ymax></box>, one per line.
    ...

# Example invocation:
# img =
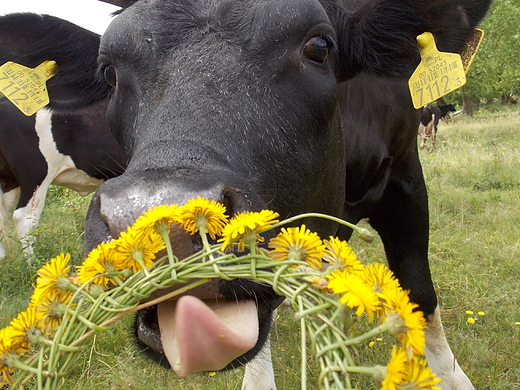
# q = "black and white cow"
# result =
<box><xmin>419</xmin><ymin>103</ymin><xmax>457</xmax><ymax>150</ymax></box>
<box><xmin>0</xmin><ymin>98</ymin><xmax>125</xmax><ymax>258</ymax></box>
<box><xmin>0</xmin><ymin>0</ymin><xmax>490</xmax><ymax>388</ymax></box>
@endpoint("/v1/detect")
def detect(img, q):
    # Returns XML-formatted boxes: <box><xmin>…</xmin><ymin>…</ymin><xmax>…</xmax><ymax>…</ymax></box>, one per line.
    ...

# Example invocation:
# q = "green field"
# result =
<box><xmin>1</xmin><ymin>104</ymin><xmax>519</xmax><ymax>389</ymax></box>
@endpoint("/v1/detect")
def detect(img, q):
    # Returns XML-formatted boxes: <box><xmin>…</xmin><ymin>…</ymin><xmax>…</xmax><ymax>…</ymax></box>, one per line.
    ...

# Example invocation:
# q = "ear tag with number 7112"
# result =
<box><xmin>408</xmin><ymin>32</ymin><xmax>466</xmax><ymax>109</ymax></box>
<box><xmin>0</xmin><ymin>61</ymin><xmax>59</xmax><ymax>116</ymax></box>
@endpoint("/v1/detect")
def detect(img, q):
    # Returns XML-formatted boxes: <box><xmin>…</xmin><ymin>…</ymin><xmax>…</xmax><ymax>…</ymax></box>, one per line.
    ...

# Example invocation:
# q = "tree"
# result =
<box><xmin>461</xmin><ymin>0</ymin><xmax>520</xmax><ymax>109</ymax></box>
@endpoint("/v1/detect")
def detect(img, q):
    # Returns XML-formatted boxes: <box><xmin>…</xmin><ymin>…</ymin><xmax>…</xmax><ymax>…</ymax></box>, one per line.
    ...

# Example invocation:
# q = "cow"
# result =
<box><xmin>0</xmin><ymin>0</ymin><xmax>490</xmax><ymax>389</ymax></box>
<box><xmin>0</xmin><ymin>98</ymin><xmax>126</xmax><ymax>258</ymax></box>
<box><xmin>419</xmin><ymin>103</ymin><xmax>457</xmax><ymax>150</ymax></box>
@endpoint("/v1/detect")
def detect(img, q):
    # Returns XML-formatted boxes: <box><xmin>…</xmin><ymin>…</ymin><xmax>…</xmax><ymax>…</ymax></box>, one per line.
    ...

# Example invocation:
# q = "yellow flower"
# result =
<box><xmin>31</xmin><ymin>253</ymin><xmax>72</xmax><ymax>303</ymax></box>
<box><xmin>467</xmin><ymin>317</ymin><xmax>476</xmax><ymax>324</ymax></box>
<box><xmin>381</xmin><ymin>287</ymin><xmax>426</xmax><ymax>356</ymax></box>
<box><xmin>132</xmin><ymin>204</ymin><xmax>181</xmax><ymax>237</ymax></box>
<box><xmin>77</xmin><ymin>241</ymin><xmax>127</xmax><ymax>288</ymax></box>
<box><xmin>327</xmin><ymin>270</ymin><xmax>381</xmax><ymax>322</ymax></box>
<box><xmin>178</xmin><ymin>197</ymin><xmax>228</xmax><ymax>240</ymax></box>
<box><xmin>267</xmin><ymin>225</ymin><xmax>324</xmax><ymax>269</ymax></box>
<box><xmin>465</xmin><ymin>310</ymin><xmax>474</xmax><ymax>315</ymax></box>
<box><xmin>310</xmin><ymin>276</ymin><xmax>329</xmax><ymax>290</ymax></box>
<box><xmin>322</xmin><ymin>237</ymin><xmax>364</xmax><ymax>273</ymax></box>
<box><xmin>113</xmin><ymin>227</ymin><xmax>165</xmax><ymax>273</ymax></box>
<box><xmin>381</xmin><ymin>346</ymin><xmax>407</xmax><ymax>390</ymax></box>
<box><xmin>362</xmin><ymin>262</ymin><xmax>401</xmax><ymax>296</ymax></box>
<box><xmin>34</xmin><ymin>290</ymin><xmax>74</xmax><ymax>337</ymax></box>
<box><xmin>221</xmin><ymin>210</ymin><xmax>279</xmax><ymax>252</ymax></box>
<box><xmin>478</xmin><ymin>311</ymin><xmax>485</xmax><ymax>316</ymax></box>
<box><xmin>401</xmin><ymin>355</ymin><xmax>442</xmax><ymax>390</ymax></box>
<box><xmin>8</xmin><ymin>306</ymin><xmax>39</xmax><ymax>353</ymax></box>
<box><xmin>0</xmin><ymin>327</ymin><xmax>17</xmax><ymax>386</ymax></box>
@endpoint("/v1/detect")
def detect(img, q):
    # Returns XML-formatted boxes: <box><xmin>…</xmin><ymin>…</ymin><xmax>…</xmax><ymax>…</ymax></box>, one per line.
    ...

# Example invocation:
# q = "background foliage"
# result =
<box><xmin>455</xmin><ymin>0</ymin><xmax>520</xmax><ymax>104</ymax></box>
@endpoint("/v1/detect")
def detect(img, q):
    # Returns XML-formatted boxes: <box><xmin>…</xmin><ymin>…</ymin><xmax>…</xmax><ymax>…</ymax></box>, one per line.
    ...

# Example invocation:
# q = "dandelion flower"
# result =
<box><xmin>362</xmin><ymin>262</ymin><xmax>401</xmax><ymax>296</ymax></box>
<box><xmin>8</xmin><ymin>306</ymin><xmax>40</xmax><ymax>353</ymax></box>
<box><xmin>381</xmin><ymin>346</ymin><xmax>407</xmax><ymax>390</ymax></box>
<box><xmin>113</xmin><ymin>227</ymin><xmax>165</xmax><ymax>273</ymax></box>
<box><xmin>31</xmin><ymin>253</ymin><xmax>72</xmax><ymax>303</ymax></box>
<box><xmin>327</xmin><ymin>270</ymin><xmax>381</xmax><ymax>322</ymax></box>
<box><xmin>401</xmin><ymin>355</ymin><xmax>442</xmax><ymax>390</ymax></box>
<box><xmin>310</xmin><ymin>276</ymin><xmax>329</xmax><ymax>290</ymax></box>
<box><xmin>322</xmin><ymin>237</ymin><xmax>364</xmax><ymax>273</ymax></box>
<box><xmin>465</xmin><ymin>310</ymin><xmax>474</xmax><ymax>315</ymax></box>
<box><xmin>221</xmin><ymin>209</ymin><xmax>279</xmax><ymax>252</ymax></box>
<box><xmin>34</xmin><ymin>291</ymin><xmax>74</xmax><ymax>337</ymax></box>
<box><xmin>77</xmin><ymin>241</ymin><xmax>127</xmax><ymax>288</ymax></box>
<box><xmin>398</xmin><ymin>308</ymin><xmax>427</xmax><ymax>357</ymax></box>
<box><xmin>132</xmin><ymin>204</ymin><xmax>181</xmax><ymax>237</ymax></box>
<box><xmin>382</xmin><ymin>287</ymin><xmax>426</xmax><ymax>356</ymax></box>
<box><xmin>467</xmin><ymin>317</ymin><xmax>476</xmax><ymax>324</ymax></box>
<box><xmin>267</xmin><ymin>224</ymin><xmax>324</xmax><ymax>269</ymax></box>
<box><xmin>478</xmin><ymin>311</ymin><xmax>485</xmax><ymax>316</ymax></box>
<box><xmin>178</xmin><ymin>197</ymin><xmax>228</xmax><ymax>240</ymax></box>
<box><xmin>0</xmin><ymin>327</ymin><xmax>17</xmax><ymax>386</ymax></box>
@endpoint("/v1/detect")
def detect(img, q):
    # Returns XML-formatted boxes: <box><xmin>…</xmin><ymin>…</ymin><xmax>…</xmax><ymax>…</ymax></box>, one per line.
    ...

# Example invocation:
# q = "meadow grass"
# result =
<box><xmin>1</xmin><ymin>103</ymin><xmax>519</xmax><ymax>389</ymax></box>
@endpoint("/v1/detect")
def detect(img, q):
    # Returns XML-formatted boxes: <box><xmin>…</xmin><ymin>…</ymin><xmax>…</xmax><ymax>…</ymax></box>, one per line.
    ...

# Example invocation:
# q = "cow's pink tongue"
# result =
<box><xmin>157</xmin><ymin>296</ymin><xmax>259</xmax><ymax>377</ymax></box>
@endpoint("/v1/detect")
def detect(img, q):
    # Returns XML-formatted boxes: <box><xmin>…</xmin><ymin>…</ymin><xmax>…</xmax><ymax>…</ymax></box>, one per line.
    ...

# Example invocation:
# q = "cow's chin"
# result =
<box><xmin>134</xmin><ymin>278</ymin><xmax>284</xmax><ymax>376</ymax></box>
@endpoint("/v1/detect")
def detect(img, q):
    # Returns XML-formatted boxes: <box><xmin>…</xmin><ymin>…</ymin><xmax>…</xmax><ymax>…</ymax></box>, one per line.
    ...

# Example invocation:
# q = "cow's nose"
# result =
<box><xmin>87</xmin><ymin>170</ymin><xmax>261</xmax><ymax>249</ymax></box>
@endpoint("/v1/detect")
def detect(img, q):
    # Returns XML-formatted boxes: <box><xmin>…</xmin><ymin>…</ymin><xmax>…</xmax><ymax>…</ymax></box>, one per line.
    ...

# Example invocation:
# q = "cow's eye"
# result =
<box><xmin>303</xmin><ymin>36</ymin><xmax>330</xmax><ymax>63</ymax></box>
<box><xmin>103</xmin><ymin>65</ymin><xmax>117</xmax><ymax>87</ymax></box>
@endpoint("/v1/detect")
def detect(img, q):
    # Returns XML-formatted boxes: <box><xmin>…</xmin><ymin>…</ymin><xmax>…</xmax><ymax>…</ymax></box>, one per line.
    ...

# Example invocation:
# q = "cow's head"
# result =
<box><xmin>0</xmin><ymin>0</ymin><xmax>490</xmax><ymax>377</ymax></box>
<box><xmin>89</xmin><ymin>0</ymin><xmax>348</xmax><ymax>374</ymax></box>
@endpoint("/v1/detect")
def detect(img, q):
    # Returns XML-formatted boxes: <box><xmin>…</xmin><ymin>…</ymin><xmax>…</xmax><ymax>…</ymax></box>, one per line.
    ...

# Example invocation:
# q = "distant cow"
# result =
<box><xmin>419</xmin><ymin>103</ymin><xmax>456</xmax><ymax>150</ymax></box>
<box><xmin>0</xmin><ymin>0</ymin><xmax>490</xmax><ymax>389</ymax></box>
<box><xmin>0</xmin><ymin>99</ymin><xmax>126</xmax><ymax>258</ymax></box>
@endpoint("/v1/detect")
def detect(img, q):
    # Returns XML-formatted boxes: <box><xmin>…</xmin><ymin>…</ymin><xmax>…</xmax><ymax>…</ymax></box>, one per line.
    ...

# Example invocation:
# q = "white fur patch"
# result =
<box><xmin>425</xmin><ymin>306</ymin><xmax>475</xmax><ymax>390</ymax></box>
<box><xmin>1</xmin><ymin>109</ymin><xmax>105</xmax><ymax>257</ymax></box>
<box><xmin>242</xmin><ymin>311</ymin><xmax>277</xmax><ymax>390</ymax></box>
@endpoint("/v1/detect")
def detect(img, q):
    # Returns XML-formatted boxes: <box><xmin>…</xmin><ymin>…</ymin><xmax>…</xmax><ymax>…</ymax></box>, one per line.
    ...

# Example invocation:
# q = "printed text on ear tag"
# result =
<box><xmin>0</xmin><ymin>61</ymin><xmax>59</xmax><ymax>116</ymax></box>
<box><xmin>408</xmin><ymin>32</ymin><xmax>466</xmax><ymax>109</ymax></box>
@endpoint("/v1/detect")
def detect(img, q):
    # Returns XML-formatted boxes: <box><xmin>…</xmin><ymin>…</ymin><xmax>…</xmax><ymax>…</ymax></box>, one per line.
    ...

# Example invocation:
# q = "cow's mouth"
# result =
<box><xmin>135</xmin><ymin>278</ymin><xmax>284</xmax><ymax>376</ymax></box>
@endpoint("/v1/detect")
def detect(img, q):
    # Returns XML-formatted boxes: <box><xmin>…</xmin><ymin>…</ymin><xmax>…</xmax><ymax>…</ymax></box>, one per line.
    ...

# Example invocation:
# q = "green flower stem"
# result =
<box><xmin>76</xmin><ymin>314</ymin><xmax>112</xmax><ymax>331</ymax></box>
<box><xmin>31</xmin><ymin>336</ymin><xmax>83</xmax><ymax>353</ymax></box>
<box><xmin>299</xmin><ymin>297</ymin><xmax>307</xmax><ymax>390</ymax></box>
<box><xmin>265</xmin><ymin>212</ymin><xmax>375</xmax><ymax>243</ymax></box>
<box><xmin>7</xmin><ymin>355</ymin><xmax>45</xmax><ymax>376</ymax></box>
<box><xmin>343</xmin><ymin>365</ymin><xmax>380</xmax><ymax>376</ymax></box>
<box><xmin>133</xmin><ymin>252</ymin><xmax>150</xmax><ymax>277</ymax></box>
<box><xmin>320</xmin><ymin>322</ymin><xmax>388</xmax><ymax>353</ymax></box>
<box><xmin>294</xmin><ymin>303</ymin><xmax>333</xmax><ymax>319</ymax></box>
<box><xmin>37</xmin><ymin>343</ymin><xmax>45</xmax><ymax>390</ymax></box>
<box><xmin>160</xmin><ymin>229</ymin><xmax>176</xmax><ymax>265</ymax></box>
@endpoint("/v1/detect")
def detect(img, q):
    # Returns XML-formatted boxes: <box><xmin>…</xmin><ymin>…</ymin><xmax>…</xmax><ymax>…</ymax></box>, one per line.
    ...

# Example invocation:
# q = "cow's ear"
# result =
<box><xmin>329</xmin><ymin>0</ymin><xmax>491</xmax><ymax>81</ymax></box>
<box><xmin>0</xmin><ymin>13</ymin><xmax>111</xmax><ymax>110</ymax></box>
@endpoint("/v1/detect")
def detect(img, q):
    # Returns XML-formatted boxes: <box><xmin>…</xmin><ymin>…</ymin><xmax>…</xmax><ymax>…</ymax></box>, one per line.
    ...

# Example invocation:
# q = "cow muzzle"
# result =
<box><xmin>85</xmin><ymin>172</ymin><xmax>284</xmax><ymax>375</ymax></box>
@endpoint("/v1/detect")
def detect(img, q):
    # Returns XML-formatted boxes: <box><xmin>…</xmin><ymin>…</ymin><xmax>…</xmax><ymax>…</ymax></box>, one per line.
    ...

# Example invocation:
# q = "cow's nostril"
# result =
<box><xmin>168</xmin><ymin>225</ymin><xmax>195</xmax><ymax>260</ymax></box>
<box><xmin>221</xmin><ymin>188</ymin><xmax>253</xmax><ymax>217</ymax></box>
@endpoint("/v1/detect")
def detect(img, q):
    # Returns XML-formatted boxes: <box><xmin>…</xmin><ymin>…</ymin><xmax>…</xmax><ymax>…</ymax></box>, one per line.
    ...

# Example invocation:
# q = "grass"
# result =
<box><xmin>1</xmin><ymin>103</ymin><xmax>520</xmax><ymax>389</ymax></box>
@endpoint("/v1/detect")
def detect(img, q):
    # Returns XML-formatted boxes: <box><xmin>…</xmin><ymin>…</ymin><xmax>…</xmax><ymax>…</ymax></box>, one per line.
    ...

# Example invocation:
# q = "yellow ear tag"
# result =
<box><xmin>408</xmin><ymin>32</ymin><xmax>466</xmax><ymax>109</ymax></box>
<box><xmin>460</xmin><ymin>29</ymin><xmax>484</xmax><ymax>74</ymax></box>
<box><xmin>0</xmin><ymin>60</ymin><xmax>59</xmax><ymax>116</ymax></box>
